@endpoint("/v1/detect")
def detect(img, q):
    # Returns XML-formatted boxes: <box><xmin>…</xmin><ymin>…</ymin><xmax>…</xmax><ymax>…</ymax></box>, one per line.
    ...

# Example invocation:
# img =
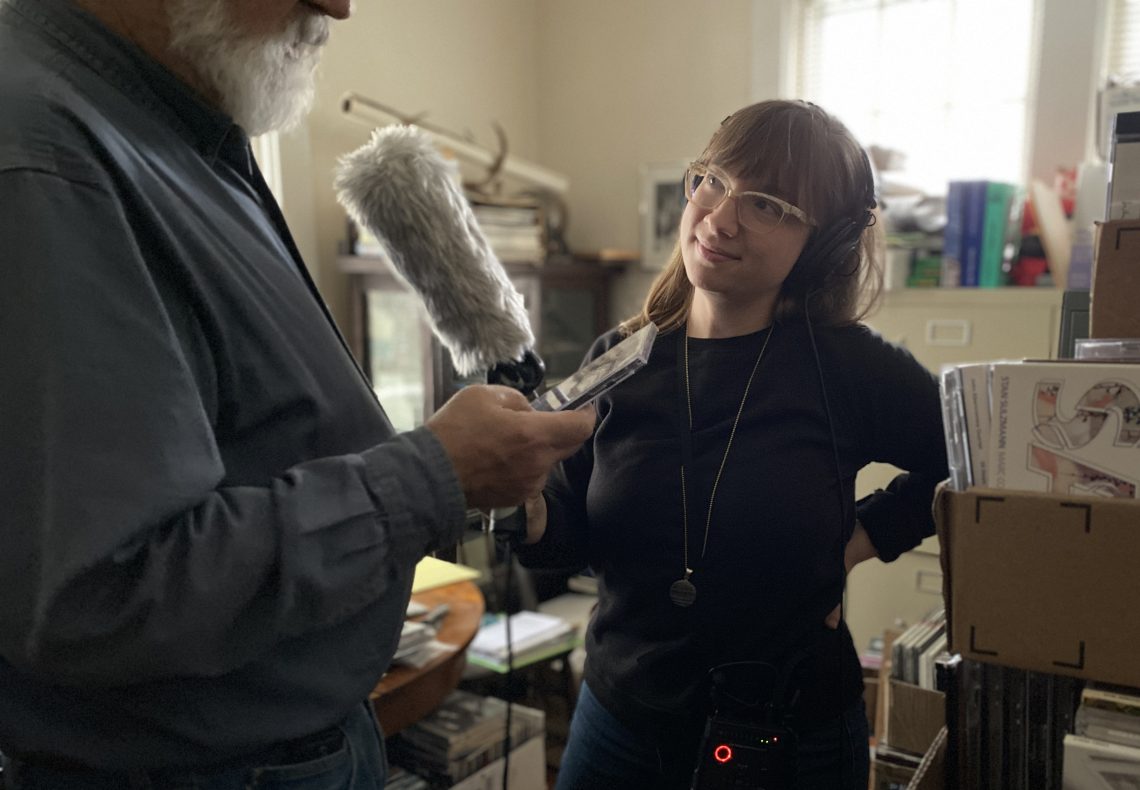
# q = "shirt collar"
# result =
<box><xmin>7</xmin><ymin>0</ymin><xmax>252</xmax><ymax>171</ymax></box>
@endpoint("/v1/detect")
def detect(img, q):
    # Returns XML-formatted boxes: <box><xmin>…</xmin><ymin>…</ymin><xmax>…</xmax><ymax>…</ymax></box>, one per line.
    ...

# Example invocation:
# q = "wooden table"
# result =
<box><xmin>369</xmin><ymin>580</ymin><xmax>484</xmax><ymax>735</ymax></box>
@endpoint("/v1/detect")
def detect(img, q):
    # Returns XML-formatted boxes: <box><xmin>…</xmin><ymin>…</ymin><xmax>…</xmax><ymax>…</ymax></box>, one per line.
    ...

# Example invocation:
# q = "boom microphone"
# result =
<box><xmin>334</xmin><ymin>123</ymin><xmax>543</xmax><ymax>537</ymax></box>
<box><xmin>333</xmin><ymin>124</ymin><xmax>542</xmax><ymax>392</ymax></box>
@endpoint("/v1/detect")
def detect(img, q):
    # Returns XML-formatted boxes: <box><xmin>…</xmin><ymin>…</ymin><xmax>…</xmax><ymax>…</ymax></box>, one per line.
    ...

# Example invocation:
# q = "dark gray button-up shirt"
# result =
<box><xmin>0</xmin><ymin>0</ymin><xmax>466</xmax><ymax>769</ymax></box>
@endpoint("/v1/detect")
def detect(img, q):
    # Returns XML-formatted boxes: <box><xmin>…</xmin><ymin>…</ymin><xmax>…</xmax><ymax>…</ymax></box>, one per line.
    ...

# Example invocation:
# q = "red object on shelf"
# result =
<box><xmin>1009</xmin><ymin>255</ymin><xmax>1049</xmax><ymax>286</ymax></box>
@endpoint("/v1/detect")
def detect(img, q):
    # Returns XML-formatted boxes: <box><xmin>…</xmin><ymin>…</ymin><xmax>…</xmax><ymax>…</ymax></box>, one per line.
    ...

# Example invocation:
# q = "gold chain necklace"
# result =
<box><xmin>670</xmin><ymin>324</ymin><xmax>775</xmax><ymax>608</ymax></box>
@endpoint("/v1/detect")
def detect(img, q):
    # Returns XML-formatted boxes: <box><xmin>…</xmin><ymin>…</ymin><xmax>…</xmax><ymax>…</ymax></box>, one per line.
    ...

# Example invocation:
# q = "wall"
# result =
<box><xmin>534</xmin><ymin>0</ymin><xmax>761</xmax><ymax>322</ymax></box>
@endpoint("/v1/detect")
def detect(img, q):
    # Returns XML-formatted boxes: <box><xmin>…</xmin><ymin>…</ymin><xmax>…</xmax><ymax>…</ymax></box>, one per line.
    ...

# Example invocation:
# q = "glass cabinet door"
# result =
<box><xmin>365</xmin><ymin>287</ymin><xmax>432</xmax><ymax>431</ymax></box>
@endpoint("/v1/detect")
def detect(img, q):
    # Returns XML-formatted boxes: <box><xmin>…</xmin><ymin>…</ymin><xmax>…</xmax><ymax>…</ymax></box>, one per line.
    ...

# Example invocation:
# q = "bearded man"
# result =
<box><xmin>0</xmin><ymin>2</ymin><xmax>594</xmax><ymax>788</ymax></box>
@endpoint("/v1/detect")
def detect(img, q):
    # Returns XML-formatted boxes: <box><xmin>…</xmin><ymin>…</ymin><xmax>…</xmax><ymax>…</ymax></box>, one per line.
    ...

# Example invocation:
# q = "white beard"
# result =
<box><xmin>167</xmin><ymin>0</ymin><xmax>329</xmax><ymax>137</ymax></box>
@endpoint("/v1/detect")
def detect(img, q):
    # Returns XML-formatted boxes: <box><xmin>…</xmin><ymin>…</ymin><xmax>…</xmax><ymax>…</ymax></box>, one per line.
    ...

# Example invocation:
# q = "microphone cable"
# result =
<box><xmin>484</xmin><ymin>354</ymin><xmax>544</xmax><ymax>790</ymax></box>
<box><xmin>803</xmin><ymin>290</ymin><xmax>855</xmax><ymax>789</ymax></box>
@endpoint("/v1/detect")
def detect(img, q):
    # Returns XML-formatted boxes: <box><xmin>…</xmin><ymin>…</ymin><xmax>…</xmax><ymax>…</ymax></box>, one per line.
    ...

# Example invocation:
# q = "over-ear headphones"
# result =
<box><xmin>783</xmin><ymin>148</ymin><xmax>877</xmax><ymax>298</ymax></box>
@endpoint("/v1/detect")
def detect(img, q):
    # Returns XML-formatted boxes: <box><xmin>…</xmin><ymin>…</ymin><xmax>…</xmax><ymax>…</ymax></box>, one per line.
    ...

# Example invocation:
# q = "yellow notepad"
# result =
<box><xmin>411</xmin><ymin>556</ymin><xmax>481</xmax><ymax>594</ymax></box>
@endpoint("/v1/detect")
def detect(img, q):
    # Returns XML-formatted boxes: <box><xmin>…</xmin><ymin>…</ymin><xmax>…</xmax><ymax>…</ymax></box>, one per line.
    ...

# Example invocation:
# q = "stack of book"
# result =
<box><xmin>387</xmin><ymin>690</ymin><xmax>545</xmax><ymax>787</ymax></box>
<box><xmin>1063</xmin><ymin>684</ymin><xmax>1140</xmax><ymax>786</ymax></box>
<box><xmin>941</xmin><ymin>179</ymin><xmax>1022</xmax><ymax>287</ymax></box>
<box><xmin>468</xmin><ymin>610</ymin><xmax>577</xmax><ymax>672</ymax></box>
<box><xmin>890</xmin><ymin>609</ymin><xmax>948</xmax><ymax>692</ymax></box>
<box><xmin>383</xmin><ymin>765</ymin><xmax>429</xmax><ymax>790</ymax></box>
<box><xmin>469</xmin><ymin>197</ymin><xmax>545</xmax><ymax>264</ymax></box>
<box><xmin>940</xmin><ymin>358</ymin><xmax>1140</xmax><ymax>495</ymax></box>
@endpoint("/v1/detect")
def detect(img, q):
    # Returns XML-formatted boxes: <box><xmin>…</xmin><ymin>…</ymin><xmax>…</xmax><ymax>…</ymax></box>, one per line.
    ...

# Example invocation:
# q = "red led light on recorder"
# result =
<box><xmin>713</xmin><ymin>744</ymin><xmax>733</xmax><ymax>763</ymax></box>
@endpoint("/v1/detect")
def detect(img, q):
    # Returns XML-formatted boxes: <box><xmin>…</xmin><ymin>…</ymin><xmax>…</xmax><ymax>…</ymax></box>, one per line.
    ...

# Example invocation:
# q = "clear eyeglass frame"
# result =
<box><xmin>684</xmin><ymin>161</ymin><xmax>814</xmax><ymax>233</ymax></box>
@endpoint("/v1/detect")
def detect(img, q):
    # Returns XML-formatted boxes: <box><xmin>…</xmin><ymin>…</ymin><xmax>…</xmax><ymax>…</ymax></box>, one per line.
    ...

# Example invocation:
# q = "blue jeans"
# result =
<box><xmin>1</xmin><ymin>703</ymin><xmax>386</xmax><ymax>790</ymax></box>
<box><xmin>556</xmin><ymin>680</ymin><xmax>869</xmax><ymax>790</ymax></box>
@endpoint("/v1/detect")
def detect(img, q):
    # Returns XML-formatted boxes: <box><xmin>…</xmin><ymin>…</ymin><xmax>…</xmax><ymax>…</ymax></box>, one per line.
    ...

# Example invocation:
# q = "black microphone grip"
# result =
<box><xmin>485</xmin><ymin>349</ymin><xmax>544</xmax><ymax>539</ymax></box>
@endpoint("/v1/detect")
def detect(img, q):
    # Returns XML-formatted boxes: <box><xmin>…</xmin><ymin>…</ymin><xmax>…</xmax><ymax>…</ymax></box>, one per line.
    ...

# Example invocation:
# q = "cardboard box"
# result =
<box><xmin>937</xmin><ymin>487</ymin><xmax>1140</xmax><ymax>688</ymax></box>
<box><xmin>886</xmin><ymin>679</ymin><xmax>945</xmax><ymax>756</ymax></box>
<box><xmin>1091</xmin><ymin>219</ymin><xmax>1140</xmax><ymax>338</ymax></box>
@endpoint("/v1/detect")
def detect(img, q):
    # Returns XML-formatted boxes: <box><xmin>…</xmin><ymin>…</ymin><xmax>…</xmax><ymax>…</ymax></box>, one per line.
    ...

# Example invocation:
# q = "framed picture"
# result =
<box><xmin>639</xmin><ymin>162</ymin><xmax>688</xmax><ymax>270</ymax></box>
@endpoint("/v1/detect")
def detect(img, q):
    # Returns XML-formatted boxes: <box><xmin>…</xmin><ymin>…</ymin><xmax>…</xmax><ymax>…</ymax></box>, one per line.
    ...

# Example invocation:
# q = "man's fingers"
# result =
<box><xmin>528</xmin><ymin>404</ymin><xmax>596</xmax><ymax>452</ymax></box>
<box><xmin>483</xmin><ymin>384</ymin><xmax>532</xmax><ymax>411</ymax></box>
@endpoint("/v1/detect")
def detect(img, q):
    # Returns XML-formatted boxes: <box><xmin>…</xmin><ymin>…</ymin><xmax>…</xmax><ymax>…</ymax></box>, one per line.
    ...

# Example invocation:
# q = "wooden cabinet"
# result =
<box><xmin>844</xmin><ymin>287</ymin><xmax>1064</xmax><ymax>656</ymax></box>
<box><xmin>535</xmin><ymin>256</ymin><xmax>620</xmax><ymax>381</ymax></box>
<box><xmin>337</xmin><ymin>255</ymin><xmax>619</xmax><ymax>429</ymax></box>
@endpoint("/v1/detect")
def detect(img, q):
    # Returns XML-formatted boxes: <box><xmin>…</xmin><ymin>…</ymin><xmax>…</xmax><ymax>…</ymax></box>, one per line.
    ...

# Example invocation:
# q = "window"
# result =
<box><xmin>794</xmin><ymin>0</ymin><xmax>1038</xmax><ymax>195</ymax></box>
<box><xmin>1108</xmin><ymin>0</ymin><xmax>1140</xmax><ymax>80</ymax></box>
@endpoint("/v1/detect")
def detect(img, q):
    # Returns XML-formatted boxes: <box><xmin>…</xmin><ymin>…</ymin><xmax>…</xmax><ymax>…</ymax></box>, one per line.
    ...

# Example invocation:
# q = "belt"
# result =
<box><xmin>6</xmin><ymin>723</ymin><xmax>346</xmax><ymax>785</ymax></box>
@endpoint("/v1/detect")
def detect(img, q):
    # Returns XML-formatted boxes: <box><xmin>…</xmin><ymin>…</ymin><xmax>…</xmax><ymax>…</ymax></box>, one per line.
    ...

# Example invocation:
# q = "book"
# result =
<box><xmin>388</xmin><ymin>693</ymin><xmax>545</xmax><ymax>784</ymax></box>
<box><xmin>979</xmin><ymin>182</ymin><xmax>1018</xmax><ymax>288</ymax></box>
<box><xmin>468</xmin><ymin>610</ymin><xmax>575</xmax><ymax>663</ymax></box>
<box><xmin>392</xmin><ymin>691</ymin><xmax>517</xmax><ymax>761</ymax></box>
<box><xmin>383</xmin><ymin>764</ymin><xmax>430</xmax><ymax>789</ymax></box>
<box><xmin>941</xmin><ymin>181</ymin><xmax>966</xmax><ymax>287</ymax></box>
<box><xmin>940</xmin><ymin>362</ymin><xmax>994</xmax><ymax>488</ymax></box>
<box><xmin>988</xmin><ymin>361</ymin><xmax>1140</xmax><ymax>496</ymax></box>
<box><xmin>449</xmin><ymin>734</ymin><xmax>546</xmax><ymax>790</ymax></box>
<box><xmin>1081</xmin><ymin>685</ymin><xmax>1140</xmax><ymax>716</ymax></box>
<box><xmin>1076</xmin><ymin>706</ymin><xmax>1140</xmax><ymax>749</ymax></box>
<box><xmin>961</xmin><ymin>180</ymin><xmax>990</xmax><ymax>287</ymax></box>
<box><xmin>1062</xmin><ymin>733</ymin><xmax>1140</xmax><ymax>787</ymax></box>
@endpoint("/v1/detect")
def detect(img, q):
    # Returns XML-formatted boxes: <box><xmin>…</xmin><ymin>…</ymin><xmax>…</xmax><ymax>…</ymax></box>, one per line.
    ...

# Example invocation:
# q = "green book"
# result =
<box><xmin>979</xmin><ymin>182</ymin><xmax>1018</xmax><ymax>288</ymax></box>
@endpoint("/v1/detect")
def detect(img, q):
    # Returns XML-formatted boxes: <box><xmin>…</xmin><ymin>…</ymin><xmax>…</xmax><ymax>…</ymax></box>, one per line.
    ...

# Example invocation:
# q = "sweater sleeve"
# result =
<box><xmin>850</xmin><ymin>329</ymin><xmax>950</xmax><ymax>562</ymax></box>
<box><xmin>514</xmin><ymin>332</ymin><xmax>620</xmax><ymax>572</ymax></box>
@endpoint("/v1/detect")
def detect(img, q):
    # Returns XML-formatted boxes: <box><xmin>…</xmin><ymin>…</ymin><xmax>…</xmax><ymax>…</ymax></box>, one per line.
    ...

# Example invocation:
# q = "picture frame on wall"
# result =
<box><xmin>639</xmin><ymin>162</ymin><xmax>688</xmax><ymax>270</ymax></box>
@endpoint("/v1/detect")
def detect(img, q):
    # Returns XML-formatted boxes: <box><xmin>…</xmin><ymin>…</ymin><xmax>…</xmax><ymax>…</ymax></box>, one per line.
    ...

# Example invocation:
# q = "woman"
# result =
<box><xmin>516</xmin><ymin>100</ymin><xmax>948</xmax><ymax>789</ymax></box>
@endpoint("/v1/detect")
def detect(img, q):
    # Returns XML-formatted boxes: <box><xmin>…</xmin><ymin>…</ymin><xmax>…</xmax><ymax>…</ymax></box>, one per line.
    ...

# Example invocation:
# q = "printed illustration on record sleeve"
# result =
<box><xmin>1028</xmin><ymin>379</ymin><xmax>1140</xmax><ymax>497</ymax></box>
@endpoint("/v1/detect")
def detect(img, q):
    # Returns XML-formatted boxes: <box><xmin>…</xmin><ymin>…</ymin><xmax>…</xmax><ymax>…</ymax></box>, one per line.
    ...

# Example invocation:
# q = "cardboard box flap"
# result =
<box><xmin>1092</xmin><ymin>219</ymin><xmax>1140</xmax><ymax>339</ymax></box>
<box><xmin>938</xmin><ymin>487</ymin><xmax>1140</xmax><ymax>688</ymax></box>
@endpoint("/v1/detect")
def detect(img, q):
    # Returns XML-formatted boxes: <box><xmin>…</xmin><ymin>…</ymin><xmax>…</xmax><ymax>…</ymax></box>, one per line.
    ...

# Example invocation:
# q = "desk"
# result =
<box><xmin>370</xmin><ymin>580</ymin><xmax>484</xmax><ymax>735</ymax></box>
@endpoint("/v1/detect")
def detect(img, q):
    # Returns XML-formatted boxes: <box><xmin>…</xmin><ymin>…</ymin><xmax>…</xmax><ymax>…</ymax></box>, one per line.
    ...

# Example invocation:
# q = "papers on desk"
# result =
<box><xmin>411</xmin><ymin>556</ymin><xmax>481</xmax><ymax>594</ymax></box>
<box><xmin>468</xmin><ymin>610</ymin><xmax>577</xmax><ymax>671</ymax></box>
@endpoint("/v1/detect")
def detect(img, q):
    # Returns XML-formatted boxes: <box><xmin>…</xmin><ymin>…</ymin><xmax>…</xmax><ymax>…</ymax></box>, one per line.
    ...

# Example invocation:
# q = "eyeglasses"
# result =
<box><xmin>683</xmin><ymin>162</ymin><xmax>813</xmax><ymax>233</ymax></box>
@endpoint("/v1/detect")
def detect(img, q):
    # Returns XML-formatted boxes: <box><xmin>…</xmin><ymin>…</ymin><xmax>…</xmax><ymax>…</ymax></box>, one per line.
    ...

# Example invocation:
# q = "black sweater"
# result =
<box><xmin>517</xmin><ymin>319</ymin><xmax>948</xmax><ymax>734</ymax></box>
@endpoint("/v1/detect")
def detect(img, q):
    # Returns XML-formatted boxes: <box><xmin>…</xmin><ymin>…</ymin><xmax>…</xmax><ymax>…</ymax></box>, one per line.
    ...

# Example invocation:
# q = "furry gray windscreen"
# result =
<box><xmin>334</xmin><ymin>125</ymin><xmax>534</xmax><ymax>376</ymax></box>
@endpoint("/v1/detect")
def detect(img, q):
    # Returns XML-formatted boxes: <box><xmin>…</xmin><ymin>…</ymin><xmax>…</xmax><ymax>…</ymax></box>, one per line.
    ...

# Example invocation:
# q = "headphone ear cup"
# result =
<box><xmin>786</xmin><ymin>218</ymin><xmax>862</xmax><ymax>295</ymax></box>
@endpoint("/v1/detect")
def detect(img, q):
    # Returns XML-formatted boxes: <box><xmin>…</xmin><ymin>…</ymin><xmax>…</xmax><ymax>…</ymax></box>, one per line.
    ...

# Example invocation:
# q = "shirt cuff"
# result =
<box><xmin>360</xmin><ymin>427</ymin><xmax>467</xmax><ymax>564</ymax></box>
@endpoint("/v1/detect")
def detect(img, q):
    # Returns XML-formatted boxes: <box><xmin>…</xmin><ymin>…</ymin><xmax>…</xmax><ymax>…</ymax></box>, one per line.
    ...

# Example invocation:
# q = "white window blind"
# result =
<box><xmin>1108</xmin><ymin>0</ymin><xmax>1140</xmax><ymax>80</ymax></box>
<box><xmin>795</xmin><ymin>0</ymin><xmax>1037</xmax><ymax>194</ymax></box>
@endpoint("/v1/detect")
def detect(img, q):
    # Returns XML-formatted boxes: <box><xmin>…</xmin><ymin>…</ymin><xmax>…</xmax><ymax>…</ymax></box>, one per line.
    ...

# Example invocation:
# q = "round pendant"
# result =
<box><xmin>669</xmin><ymin>578</ymin><xmax>697</xmax><ymax>607</ymax></box>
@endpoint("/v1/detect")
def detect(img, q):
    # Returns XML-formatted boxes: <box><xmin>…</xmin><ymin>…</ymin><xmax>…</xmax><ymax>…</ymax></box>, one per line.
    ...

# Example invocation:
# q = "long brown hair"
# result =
<box><xmin>621</xmin><ymin>100</ymin><xmax>884</xmax><ymax>336</ymax></box>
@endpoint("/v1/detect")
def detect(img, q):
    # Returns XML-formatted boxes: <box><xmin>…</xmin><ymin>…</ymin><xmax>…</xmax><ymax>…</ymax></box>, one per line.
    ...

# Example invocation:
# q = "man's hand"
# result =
<box><xmin>426</xmin><ymin>385</ymin><xmax>595</xmax><ymax>511</ymax></box>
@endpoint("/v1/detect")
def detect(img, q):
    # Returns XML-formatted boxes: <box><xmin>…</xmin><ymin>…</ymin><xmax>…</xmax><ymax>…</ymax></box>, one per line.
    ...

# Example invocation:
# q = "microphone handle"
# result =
<box><xmin>488</xmin><ymin>506</ymin><xmax>527</xmax><ymax>538</ymax></box>
<box><xmin>482</xmin><ymin>349</ymin><xmax>544</xmax><ymax>539</ymax></box>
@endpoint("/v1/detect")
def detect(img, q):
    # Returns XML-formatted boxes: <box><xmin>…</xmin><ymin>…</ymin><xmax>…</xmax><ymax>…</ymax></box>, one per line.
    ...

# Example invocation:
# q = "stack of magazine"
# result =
<box><xmin>387</xmin><ymin>690</ymin><xmax>544</xmax><ymax>787</ymax></box>
<box><xmin>939</xmin><ymin>350</ymin><xmax>1140</xmax><ymax>495</ymax></box>
<box><xmin>1063</xmin><ymin>684</ymin><xmax>1140</xmax><ymax>787</ymax></box>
